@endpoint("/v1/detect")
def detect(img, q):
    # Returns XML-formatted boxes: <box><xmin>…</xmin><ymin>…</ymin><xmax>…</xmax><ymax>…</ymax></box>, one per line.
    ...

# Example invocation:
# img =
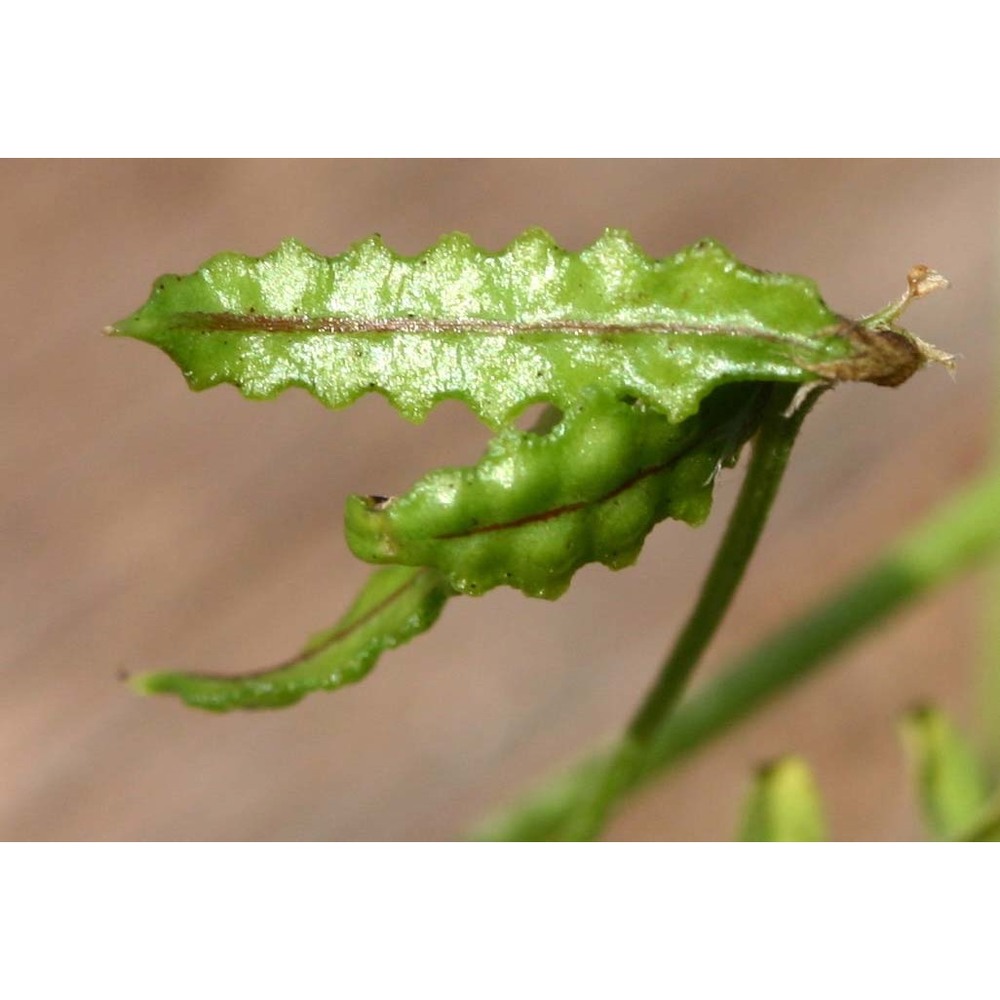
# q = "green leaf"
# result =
<box><xmin>109</xmin><ymin>229</ymin><xmax>931</xmax><ymax>429</ymax></box>
<box><xmin>738</xmin><ymin>756</ymin><xmax>828</xmax><ymax>842</ymax></box>
<box><xmin>130</xmin><ymin>566</ymin><xmax>452</xmax><ymax>712</ymax></box>
<box><xmin>115</xmin><ymin>234</ymin><xmax>950</xmax><ymax>712</ymax></box>
<box><xmin>346</xmin><ymin>384</ymin><xmax>768</xmax><ymax>599</ymax></box>
<box><xmin>900</xmin><ymin>705</ymin><xmax>992</xmax><ymax>840</ymax></box>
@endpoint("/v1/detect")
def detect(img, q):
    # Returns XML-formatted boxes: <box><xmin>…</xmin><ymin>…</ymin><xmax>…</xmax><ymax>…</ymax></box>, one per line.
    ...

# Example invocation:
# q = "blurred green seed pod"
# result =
<box><xmin>739</xmin><ymin>755</ymin><xmax>828</xmax><ymax>842</ymax></box>
<box><xmin>899</xmin><ymin>705</ymin><xmax>992</xmax><ymax>840</ymax></box>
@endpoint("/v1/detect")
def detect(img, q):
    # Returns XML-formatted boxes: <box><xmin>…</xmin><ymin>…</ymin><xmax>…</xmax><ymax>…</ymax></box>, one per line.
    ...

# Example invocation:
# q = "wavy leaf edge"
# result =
<box><xmin>114</xmin><ymin>232</ymin><xmax>952</xmax><ymax>710</ymax></box>
<box><xmin>109</xmin><ymin>229</ymin><xmax>943</xmax><ymax>429</ymax></box>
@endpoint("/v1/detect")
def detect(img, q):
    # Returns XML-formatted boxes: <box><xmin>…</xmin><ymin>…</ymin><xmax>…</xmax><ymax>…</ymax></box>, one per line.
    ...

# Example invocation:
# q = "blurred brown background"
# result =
<box><xmin>2</xmin><ymin>159</ymin><xmax>997</xmax><ymax>841</ymax></box>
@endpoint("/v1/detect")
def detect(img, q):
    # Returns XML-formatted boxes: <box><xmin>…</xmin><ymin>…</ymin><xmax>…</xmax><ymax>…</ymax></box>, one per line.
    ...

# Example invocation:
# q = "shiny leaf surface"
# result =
<box><xmin>110</xmin><ymin>230</ymin><xmax>928</xmax><ymax>429</ymax></box>
<box><xmin>346</xmin><ymin>384</ymin><xmax>768</xmax><ymax>598</ymax></box>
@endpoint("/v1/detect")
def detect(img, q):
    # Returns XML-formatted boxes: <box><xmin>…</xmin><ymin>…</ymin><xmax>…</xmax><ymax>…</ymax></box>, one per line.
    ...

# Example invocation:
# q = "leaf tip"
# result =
<box><xmin>120</xmin><ymin>666</ymin><xmax>172</xmax><ymax>700</ymax></box>
<box><xmin>126</xmin><ymin>669</ymin><xmax>165</xmax><ymax>696</ymax></box>
<box><xmin>105</xmin><ymin>308</ymin><xmax>151</xmax><ymax>341</ymax></box>
<box><xmin>105</xmin><ymin>318</ymin><xmax>141</xmax><ymax>339</ymax></box>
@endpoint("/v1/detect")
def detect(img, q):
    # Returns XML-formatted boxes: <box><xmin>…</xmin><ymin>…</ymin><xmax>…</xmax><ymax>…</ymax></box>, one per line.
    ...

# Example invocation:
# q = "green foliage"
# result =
<box><xmin>738</xmin><ymin>756</ymin><xmax>828</xmax><ymax>842</ymax></box>
<box><xmin>109</xmin><ymin>229</ymin><xmax>924</xmax><ymax>429</ymax></box>
<box><xmin>113</xmin><ymin>230</ymin><xmax>941</xmax><ymax>722</ymax></box>
<box><xmin>130</xmin><ymin>566</ymin><xmax>451</xmax><ymax>712</ymax></box>
<box><xmin>112</xmin><ymin>227</ymin><xmax>999</xmax><ymax>846</ymax></box>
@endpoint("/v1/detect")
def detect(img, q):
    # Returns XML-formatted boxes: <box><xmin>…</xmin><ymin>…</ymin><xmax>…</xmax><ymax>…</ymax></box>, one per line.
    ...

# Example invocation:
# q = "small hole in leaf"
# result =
<box><xmin>513</xmin><ymin>403</ymin><xmax>563</xmax><ymax>434</ymax></box>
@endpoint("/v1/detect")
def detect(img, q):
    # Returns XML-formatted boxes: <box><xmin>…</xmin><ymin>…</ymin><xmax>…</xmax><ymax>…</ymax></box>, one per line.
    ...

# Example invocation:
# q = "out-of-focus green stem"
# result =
<box><xmin>475</xmin><ymin>464</ymin><xmax>1000</xmax><ymax>841</ymax></box>
<box><xmin>957</xmin><ymin>793</ymin><xmax>1000</xmax><ymax>842</ymax></box>
<box><xmin>979</xmin><ymin>342</ymin><xmax>1000</xmax><ymax>773</ymax></box>
<box><xmin>981</xmin><ymin>520</ymin><xmax>1000</xmax><ymax>776</ymax></box>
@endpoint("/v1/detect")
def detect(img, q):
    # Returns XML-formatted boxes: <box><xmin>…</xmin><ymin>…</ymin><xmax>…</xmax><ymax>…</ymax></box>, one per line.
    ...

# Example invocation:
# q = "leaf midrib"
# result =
<box><xmin>155</xmin><ymin>311</ymin><xmax>852</xmax><ymax>345</ymax></box>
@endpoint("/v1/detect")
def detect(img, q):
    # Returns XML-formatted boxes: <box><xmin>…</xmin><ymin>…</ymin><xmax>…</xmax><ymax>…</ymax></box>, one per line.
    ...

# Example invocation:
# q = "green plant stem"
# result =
<box><xmin>556</xmin><ymin>382</ymin><xmax>814</xmax><ymax>840</ymax></box>
<box><xmin>475</xmin><ymin>462</ymin><xmax>1000</xmax><ymax>841</ymax></box>
<box><xmin>958</xmin><ymin>794</ymin><xmax>1000</xmax><ymax>842</ymax></box>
